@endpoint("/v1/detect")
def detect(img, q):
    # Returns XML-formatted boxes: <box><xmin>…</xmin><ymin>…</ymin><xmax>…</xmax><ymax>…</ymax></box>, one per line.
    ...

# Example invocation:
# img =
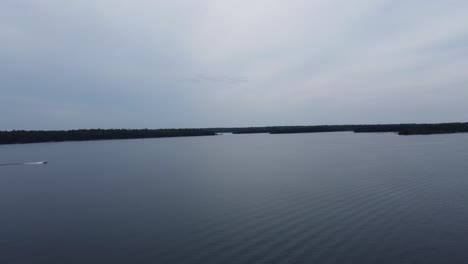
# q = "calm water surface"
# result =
<box><xmin>1</xmin><ymin>132</ymin><xmax>468</xmax><ymax>264</ymax></box>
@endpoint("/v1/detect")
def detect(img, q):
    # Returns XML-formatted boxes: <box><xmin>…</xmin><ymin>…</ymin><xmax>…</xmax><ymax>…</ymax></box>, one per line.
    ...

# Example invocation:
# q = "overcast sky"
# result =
<box><xmin>2</xmin><ymin>0</ymin><xmax>468</xmax><ymax>130</ymax></box>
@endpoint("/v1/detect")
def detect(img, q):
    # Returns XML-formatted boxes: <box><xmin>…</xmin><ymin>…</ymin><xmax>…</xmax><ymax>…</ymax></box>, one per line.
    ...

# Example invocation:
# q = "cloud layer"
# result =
<box><xmin>2</xmin><ymin>0</ymin><xmax>468</xmax><ymax>129</ymax></box>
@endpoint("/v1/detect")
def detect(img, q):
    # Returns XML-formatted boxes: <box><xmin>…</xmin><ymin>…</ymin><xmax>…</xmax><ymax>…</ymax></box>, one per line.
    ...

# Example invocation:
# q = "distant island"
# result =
<box><xmin>1</xmin><ymin>123</ymin><xmax>468</xmax><ymax>145</ymax></box>
<box><xmin>209</xmin><ymin>123</ymin><xmax>468</xmax><ymax>135</ymax></box>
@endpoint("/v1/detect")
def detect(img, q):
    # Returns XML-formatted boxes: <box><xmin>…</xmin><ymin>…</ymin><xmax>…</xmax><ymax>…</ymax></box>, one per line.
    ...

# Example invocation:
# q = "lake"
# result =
<box><xmin>1</xmin><ymin>132</ymin><xmax>468</xmax><ymax>264</ymax></box>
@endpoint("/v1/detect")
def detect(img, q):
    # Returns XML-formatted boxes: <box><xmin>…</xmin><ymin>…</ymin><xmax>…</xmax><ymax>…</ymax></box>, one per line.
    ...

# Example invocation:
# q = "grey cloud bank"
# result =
<box><xmin>1</xmin><ymin>0</ymin><xmax>468</xmax><ymax>130</ymax></box>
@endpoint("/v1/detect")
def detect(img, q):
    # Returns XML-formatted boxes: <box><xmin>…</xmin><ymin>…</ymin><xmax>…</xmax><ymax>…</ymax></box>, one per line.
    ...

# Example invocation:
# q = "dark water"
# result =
<box><xmin>1</xmin><ymin>132</ymin><xmax>468</xmax><ymax>264</ymax></box>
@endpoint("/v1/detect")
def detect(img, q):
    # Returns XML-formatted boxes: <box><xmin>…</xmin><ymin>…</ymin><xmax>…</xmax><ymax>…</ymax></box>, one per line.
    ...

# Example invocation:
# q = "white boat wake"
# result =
<box><xmin>0</xmin><ymin>161</ymin><xmax>48</xmax><ymax>166</ymax></box>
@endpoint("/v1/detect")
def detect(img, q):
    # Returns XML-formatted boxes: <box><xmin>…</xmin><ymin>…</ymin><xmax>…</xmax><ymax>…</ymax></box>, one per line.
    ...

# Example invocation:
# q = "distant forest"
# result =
<box><xmin>0</xmin><ymin>129</ymin><xmax>216</xmax><ymax>145</ymax></box>
<box><xmin>209</xmin><ymin>123</ymin><xmax>468</xmax><ymax>135</ymax></box>
<box><xmin>1</xmin><ymin>123</ymin><xmax>468</xmax><ymax>145</ymax></box>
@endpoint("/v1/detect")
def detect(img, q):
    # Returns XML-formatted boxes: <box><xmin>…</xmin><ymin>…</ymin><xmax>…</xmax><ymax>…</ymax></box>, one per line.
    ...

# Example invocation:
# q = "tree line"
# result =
<box><xmin>209</xmin><ymin>123</ymin><xmax>468</xmax><ymax>135</ymax></box>
<box><xmin>0</xmin><ymin>129</ymin><xmax>216</xmax><ymax>144</ymax></box>
<box><xmin>2</xmin><ymin>123</ymin><xmax>468</xmax><ymax>145</ymax></box>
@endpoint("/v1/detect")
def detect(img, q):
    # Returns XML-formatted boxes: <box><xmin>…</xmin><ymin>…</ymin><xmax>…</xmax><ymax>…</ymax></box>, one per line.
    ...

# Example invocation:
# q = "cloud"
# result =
<box><xmin>1</xmin><ymin>0</ymin><xmax>468</xmax><ymax>129</ymax></box>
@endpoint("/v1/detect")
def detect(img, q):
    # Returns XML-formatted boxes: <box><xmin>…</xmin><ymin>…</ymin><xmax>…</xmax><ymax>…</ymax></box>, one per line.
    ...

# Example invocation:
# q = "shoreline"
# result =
<box><xmin>2</xmin><ymin>123</ymin><xmax>468</xmax><ymax>145</ymax></box>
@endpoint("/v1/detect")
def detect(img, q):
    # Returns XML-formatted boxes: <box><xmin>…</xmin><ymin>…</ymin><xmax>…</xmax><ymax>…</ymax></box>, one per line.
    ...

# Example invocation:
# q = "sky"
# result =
<box><xmin>1</xmin><ymin>0</ymin><xmax>468</xmax><ymax>130</ymax></box>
